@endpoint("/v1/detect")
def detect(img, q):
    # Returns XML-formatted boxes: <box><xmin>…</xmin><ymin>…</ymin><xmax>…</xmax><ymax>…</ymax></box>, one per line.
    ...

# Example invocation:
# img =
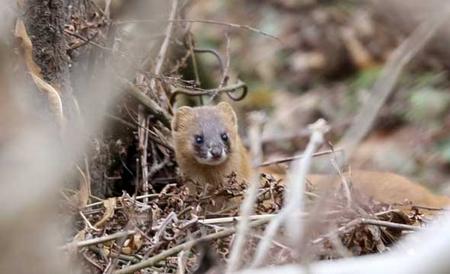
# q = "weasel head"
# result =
<box><xmin>172</xmin><ymin>102</ymin><xmax>238</xmax><ymax>166</ymax></box>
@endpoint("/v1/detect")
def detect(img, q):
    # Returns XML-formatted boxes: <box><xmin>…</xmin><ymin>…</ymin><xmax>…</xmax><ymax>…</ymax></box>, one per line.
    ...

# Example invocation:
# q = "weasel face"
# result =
<box><xmin>192</xmin><ymin>129</ymin><xmax>231</xmax><ymax>166</ymax></box>
<box><xmin>172</xmin><ymin>102</ymin><xmax>238</xmax><ymax>167</ymax></box>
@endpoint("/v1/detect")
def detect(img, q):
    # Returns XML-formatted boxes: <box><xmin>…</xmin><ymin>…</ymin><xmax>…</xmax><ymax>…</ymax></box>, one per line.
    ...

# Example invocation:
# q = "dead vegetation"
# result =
<box><xmin>2</xmin><ymin>0</ymin><xmax>450</xmax><ymax>273</ymax></box>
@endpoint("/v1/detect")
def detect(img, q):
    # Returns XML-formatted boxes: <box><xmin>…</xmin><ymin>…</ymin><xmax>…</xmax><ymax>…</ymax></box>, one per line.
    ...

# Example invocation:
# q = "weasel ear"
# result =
<box><xmin>172</xmin><ymin>106</ymin><xmax>193</xmax><ymax>132</ymax></box>
<box><xmin>217</xmin><ymin>102</ymin><xmax>237</xmax><ymax>127</ymax></box>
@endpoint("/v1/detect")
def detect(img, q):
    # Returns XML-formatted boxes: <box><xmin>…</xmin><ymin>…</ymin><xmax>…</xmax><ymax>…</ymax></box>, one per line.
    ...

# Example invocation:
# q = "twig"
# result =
<box><xmin>153</xmin><ymin>212</ymin><xmax>178</xmax><ymax>245</ymax></box>
<box><xmin>330</xmin><ymin>158</ymin><xmax>352</xmax><ymax>208</ymax></box>
<box><xmin>177</xmin><ymin>251</ymin><xmax>186</xmax><ymax>274</ymax></box>
<box><xmin>194</xmin><ymin>48</ymin><xmax>224</xmax><ymax>75</ymax></box>
<box><xmin>207</xmin><ymin>33</ymin><xmax>232</xmax><ymax>104</ymax></box>
<box><xmin>114</xmin><ymin>19</ymin><xmax>280</xmax><ymax>42</ymax></box>
<box><xmin>137</xmin><ymin>78</ymin><xmax>150</xmax><ymax>204</ymax></box>
<box><xmin>104</xmin><ymin>0</ymin><xmax>112</xmax><ymax>20</ymax></box>
<box><xmin>104</xmin><ymin>222</ymin><xmax>135</xmax><ymax>274</ymax></box>
<box><xmin>187</xmin><ymin>35</ymin><xmax>201</xmax><ymax>87</ymax></box>
<box><xmin>151</xmin><ymin>0</ymin><xmax>179</xmax><ymax>106</ymax></box>
<box><xmin>199</xmin><ymin>214</ymin><xmax>277</xmax><ymax>225</ymax></box>
<box><xmin>411</xmin><ymin>205</ymin><xmax>448</xmax><ymax>211</ymax></box>
<box><xmin>84</xmin><ymin>156</ymin><xmax>92</xmax><ymax>201</ymax></box>
<box><xmin>106</xmin><ymin>113</ymin><xmax>173</xmax><ymax>150</ymax></box>
<box><xmin>125</xmin><ymin>80</ymin><xmax>171</xmax><ymax>128</ymax></box>
<box><xmin>337</xmin><ymin>5</ymin><xmax>450</xmax><ymax>161</ymax></box>
<box><xmin>89</xmin><ymin>246</ymin><xmax>140</xmax><ymax>264</ymax></box>
<box><xmin>61</xmin><ymin>230</ymin><xmax>137</xmax><ymax>250</ymax></box>
<box><xmin>113</xmin><ymin>218</ymin><xmax>270</xmax><ymax>274</ymax></box>
<box><xmin>148</xmin><ymin>144</ymin><xmax>171</xmax><ymax>179</ymax></box>
<box><xmin>199</xmin><ymin>213</ymin><xmax>315</xmax><ymax>226</ymax></box>
<box><xmin>65</xmin><ymin>29</ymin><xmax>107</xmax><ymax>51</ymax></box>
<box><xmin>82</xmin><ymin>250</ymin><xmax>104</xmax><ymax>271</ymax></box>
<box><xmin>258</xmin><ymin>149</ymin><xmax>341</xmax><ymax>167</ymax></box>
<box><xmin>79</xmin><ymin>211</ymin><xmax>101</xmax><ymax>232</ymax></box>
<box><xmin>219</xmin><ymin>33</ymin><xmax>231</xmax><ymax>88</ymax></box>
<box><xmin>226</xmin><ymin>112</ymin><xmax>265</xmax><ymax>273</ymax></box>
<box><xmin>83</xmin><ymin>193</ymin><xmax>160</xmax><ymax>209</ymax></box>
<box><xmin>360</xmin><ymin>218</ymin><xmax>421</xmax><ymax>231</ymax></box>
<box><xmin>170</xmin><ymin>80</ymin><xmax>247</xmax><ymax>106</ymax></box>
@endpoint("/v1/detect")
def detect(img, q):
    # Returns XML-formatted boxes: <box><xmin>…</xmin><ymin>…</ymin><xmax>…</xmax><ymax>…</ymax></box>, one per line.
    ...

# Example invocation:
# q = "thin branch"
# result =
<box><xmin>83</xmin><ymin>193</ymin><xmax>161</xmax><ymax>209</ymax></box>
<box><xmin>61</xmin><ymin>230</ymin><xmax>137</xmax><ymax>250</ymax></box>
<box><xmin>198</xmin><ymin>213</ymin><xmax>309</xmax><ymax>226</ymax></box>
<box><xmin>114</xmin><ymin>19</ymin><xmax>280</xmax><ymax>42</ymax></box>
<box><xmin>187</xmin><ymin>35</ymin><xmax>201</xmax><ymax>87</ymax></box>
<box><xmin>219</xmin><ymin>33</ymin><xmax>231</xmax><ymax>88</ymax></box>
<box><xmin>170</xmin><ymin>80</ymin><xmax>247</xmax><ymax>106</ymax></box>
<box><xmin>330</xmin><ymin>158</ymin><xmax>352</xmax><ymax>208</ymax></box>
<box><xmin>125</xmin><ymin>80</ymin><xmax>171</xmax><ymax>128</ymax></box>
<box><xmin>193</xmin><ymin>48</ymin><xmax>225</xmax><ymax>75</ymax></box>
<box><xmin>155</xmin><ymin>0</ymin><xmax>179</xmax><ymax>76</ymax></box>
<box><xmin>258</xmin><ymin>149</ymin><xmax>342</xmax><ymax>167</ymax></box>
<box><xmin>105</xmin><ymin>114</ymin><xmax>173</xmax><ymax>150</ymax></box>
<box><xmin>89</xmin><ymin>246</ymin><xmax>140</xmax><ymax>264</ymax></box>
<box><xmin>151</xmin><ymin>0</ymin><xmax>179</xmax><ymax>105</ymax></box>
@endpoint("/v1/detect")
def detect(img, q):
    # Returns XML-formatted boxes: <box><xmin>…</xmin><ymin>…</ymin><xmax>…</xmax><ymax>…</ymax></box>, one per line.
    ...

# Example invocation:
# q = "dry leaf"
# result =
<box><xmin>14</xmin><ymin>19</ymin><xmax>41</xmax><ymax>77</ymax></box>
<box><xmin>15</xmin><ymin>19</ymin><xmax>65</xmax><ymax>128</ymax></box>
<box><xmin>122</xmin><ymin>234</ymin><xmax>143</xmax><ymax>255</ymax></box>
<box><xmin>30</xmin><ymin>73</ymin><xmax>65</xmax><ymax>128</ymax></box>
<box><xmin>94</xmin><ymin>198</ymin><xmax>117</xmax><ymax>228</ymax></box>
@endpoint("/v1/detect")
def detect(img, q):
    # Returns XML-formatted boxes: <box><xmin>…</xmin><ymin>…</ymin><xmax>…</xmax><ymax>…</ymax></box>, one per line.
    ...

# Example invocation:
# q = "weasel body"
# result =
<box><xmin>309</xmin><ymin>171</ymin><xmax>450</xmax><ymax>208</ymax></box>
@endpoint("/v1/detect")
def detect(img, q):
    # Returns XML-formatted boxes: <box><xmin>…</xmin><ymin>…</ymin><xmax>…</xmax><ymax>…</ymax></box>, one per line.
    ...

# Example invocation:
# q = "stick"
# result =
<box><xmin>169</xmin><ymin>80</ymin><xmax>247</xmax><ymax>107</ymax></box>
<box><xmin>114</xmin><ymin>19</ymin><xmax>280</xmax><ymax>42</ymax></box>
<box><xmin>125</xmin><ymin>81</ymin><xmax>171</xmax><ymax>127</ymax></box>
<box><xmin>61</xmin><ymin>230</ymin><xmax>136</xmax><ymax>250</ymax></box>
<box><xmin>258</xmin><ymin>149</ymin><xmax>341</xmax><ymax>167</ymax></box>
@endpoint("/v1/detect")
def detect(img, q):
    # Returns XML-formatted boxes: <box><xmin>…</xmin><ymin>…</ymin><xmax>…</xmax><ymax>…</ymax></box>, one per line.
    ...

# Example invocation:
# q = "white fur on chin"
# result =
<box><xmin>195</xmin><ymin>150</ymin><xmax>228</xmax><ymax>166</ymax></box>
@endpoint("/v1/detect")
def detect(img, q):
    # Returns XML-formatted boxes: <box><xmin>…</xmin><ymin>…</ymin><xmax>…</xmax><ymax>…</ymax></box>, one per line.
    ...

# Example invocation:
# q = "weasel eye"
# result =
<box><xmin>195</xmin><ymin>135</ymin><xmax>204</xmax><ymax>144</ymax></box>
<box><xmin>221</xmin><ymin>133</ymin><xmax>229</xmax><ymax>142</ymax></box>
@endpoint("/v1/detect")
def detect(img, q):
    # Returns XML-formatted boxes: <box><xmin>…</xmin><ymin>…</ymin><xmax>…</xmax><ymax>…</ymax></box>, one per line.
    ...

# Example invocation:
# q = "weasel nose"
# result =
<box><xmin>210</xmin><ymin>147</ymin><xmax>222</xmax><ymax>159</ymax></box>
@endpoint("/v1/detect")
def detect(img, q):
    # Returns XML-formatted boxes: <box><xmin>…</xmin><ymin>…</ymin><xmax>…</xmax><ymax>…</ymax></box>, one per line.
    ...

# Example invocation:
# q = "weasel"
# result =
<box><xmin>172</xmin><ymin>102</ymin><xmax>450</xmax><ymax>210</ymax></box>
<box><xmin>172</xmin><ymin>102</ymin><xmax>252</xmax><ymax>204</ymax></box>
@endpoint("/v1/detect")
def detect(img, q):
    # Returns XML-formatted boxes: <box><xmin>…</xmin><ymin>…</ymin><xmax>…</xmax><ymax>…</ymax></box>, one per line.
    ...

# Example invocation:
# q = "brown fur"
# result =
<box><xmin>172</xmin><ymin>102</ymin><xmax>252</xmax><ymax>197</ymax></box>
<box><xmin>308</xmin><ymin>171</ymin><xmax>450</xmax><ymax>208</ymax></box>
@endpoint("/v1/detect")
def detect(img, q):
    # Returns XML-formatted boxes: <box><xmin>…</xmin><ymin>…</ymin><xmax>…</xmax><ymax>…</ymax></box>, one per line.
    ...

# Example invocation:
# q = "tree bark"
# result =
<box><xmin>24</xmin><ymin>0</ymin><xmax>74</xmax><ymax>116</ymax></box>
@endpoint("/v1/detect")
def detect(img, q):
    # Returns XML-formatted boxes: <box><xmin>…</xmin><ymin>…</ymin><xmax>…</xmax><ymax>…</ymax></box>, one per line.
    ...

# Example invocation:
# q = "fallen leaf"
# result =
<box><xmin>94</xmin><ymin>198</ymin><xmax>117</xmax><ymax>228</ymax></box>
